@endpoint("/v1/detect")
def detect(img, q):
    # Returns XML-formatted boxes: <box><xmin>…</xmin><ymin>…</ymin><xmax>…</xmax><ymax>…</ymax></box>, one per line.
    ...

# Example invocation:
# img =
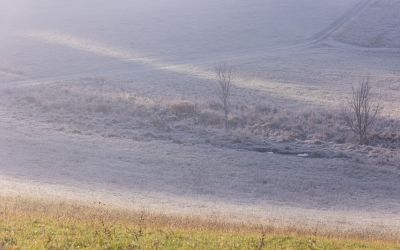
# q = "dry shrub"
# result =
<box><xmin>343</xmin><ymin>80</ymin><xmax>382</xmax><ymax>145</ymax></box>
<box><xmin>197</xmin><ymin>110</ymin><xmax>223</xmax><ymax>127</ymax></box>
<box><xmin>215</xmin><ymin>64</ymin><xmax>233</xmax><ymax>130</ymax></box>
<box><xmin>228</xmin><ymin>116</ymin><xmax>245</xmax><ymax>129</ymax></box>
<box><xmin>169</xmin><ymin>101</ymin><xmax>197</xmax><ymax>118</ymax></box>
<box><xmin>241</xmin><ymin>105</ymin><xmax>353</xmax><ymax>143</ymax></box>
<box><xmin>7</xmin><ymin>81</ymin><xmax>398</xmax><ymax>148</ymax></box>
<box><xmin>151</xmin><ymin>117</ymin><xmax>169</xmax><ymax>130</ymax></box>
<box><xmin>208</xmin><ymin>101</ymin><xmax>223</xmax><ymax>111</ymax></box>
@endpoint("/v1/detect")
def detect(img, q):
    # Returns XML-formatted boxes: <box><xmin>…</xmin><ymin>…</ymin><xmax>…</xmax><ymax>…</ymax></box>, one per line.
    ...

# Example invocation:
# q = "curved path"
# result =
<box><xmin>309</xmin><ymin>0</ymin><xmax>376</xmax><ymax>45</ymax></box>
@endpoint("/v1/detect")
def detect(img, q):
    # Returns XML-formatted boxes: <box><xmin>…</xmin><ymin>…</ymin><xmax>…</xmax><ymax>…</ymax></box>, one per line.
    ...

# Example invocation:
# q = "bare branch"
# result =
<box><xmin>215</xmin><ymin>64</ymin><xmax>233</xmax><ymax>130</ymax></box>
<box><xmin>343</xmin><ymin>79</ymin><xmax>382</xmax><ymax>145</ymax></box>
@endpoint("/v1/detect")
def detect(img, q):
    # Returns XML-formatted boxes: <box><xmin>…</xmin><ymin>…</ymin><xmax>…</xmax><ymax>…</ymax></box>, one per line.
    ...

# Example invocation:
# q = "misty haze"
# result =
<box><xmin>0</xmin><ymin>0</ymin><xmax>399</xmax><ymax>249</ymax></box>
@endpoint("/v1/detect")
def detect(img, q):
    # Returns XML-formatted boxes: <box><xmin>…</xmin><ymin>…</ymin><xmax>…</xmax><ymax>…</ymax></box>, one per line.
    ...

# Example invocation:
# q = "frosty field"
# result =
<box><xmin>0</xmin><ymin>0</ymin><xmax>399</xmax><ymax>239</ymax></box>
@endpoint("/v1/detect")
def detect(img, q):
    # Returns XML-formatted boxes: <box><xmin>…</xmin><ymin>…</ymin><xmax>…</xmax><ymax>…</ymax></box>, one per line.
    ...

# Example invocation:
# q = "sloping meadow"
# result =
<box><xmin>333</xmin><ymin>0</ymin><xmax>400</xmax><ymax>48</ymax></box>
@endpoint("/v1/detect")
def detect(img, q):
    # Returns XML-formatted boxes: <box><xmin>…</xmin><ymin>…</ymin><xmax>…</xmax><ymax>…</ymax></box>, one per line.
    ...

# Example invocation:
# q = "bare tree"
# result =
<box><xmin>215</xmin><ymin>65</ymin><xmax>233</xmax><ymax>130</ymax></box>
<box><xmin>343</xmin><ymin>79</ymin><xmax>381</xmax><ymax>145</ymax></box>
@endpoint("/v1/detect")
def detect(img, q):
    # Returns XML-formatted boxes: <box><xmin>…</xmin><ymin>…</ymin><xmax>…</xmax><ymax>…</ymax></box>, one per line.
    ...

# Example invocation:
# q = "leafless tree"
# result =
<box><xmin>215</xmin><ymin>65</ymin><xmax>233</xmax><ymax>130</ymax></box>
<box><xmin>343</xmin><ymin>79</ymin><xmax>381</xmax><ymax>145</ymax></box>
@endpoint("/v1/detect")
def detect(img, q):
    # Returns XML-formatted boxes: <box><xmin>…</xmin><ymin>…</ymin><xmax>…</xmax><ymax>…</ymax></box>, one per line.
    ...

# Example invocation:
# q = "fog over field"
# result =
<box><xmin>1</xmin><ymin>0</ymin><xmax>361</xmax><ymax>82</ymax></box>
<box><xmin>0</xmin><ymin>0</ymin><xmax>399</xmax><ymax>236</ymax></box>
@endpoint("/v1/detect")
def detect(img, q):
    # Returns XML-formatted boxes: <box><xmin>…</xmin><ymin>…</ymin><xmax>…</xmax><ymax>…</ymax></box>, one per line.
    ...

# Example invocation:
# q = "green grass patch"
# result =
<box><xmin>0</xmin><ymin>196</ymin><xmax>398</xmax><ymax>249</ymax></box>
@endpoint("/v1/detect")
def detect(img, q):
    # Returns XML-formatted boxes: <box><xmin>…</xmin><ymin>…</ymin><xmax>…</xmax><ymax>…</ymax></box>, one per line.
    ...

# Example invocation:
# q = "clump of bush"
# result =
<box><xmin>169</xmin><ymin>101</ymin><xmax>197</xmax><ymax>118</ymax></box>
<box><xmin>4</xmin><ymin>79</ymin><xmax>398</xmax><ymax>148</ymax></box>
<box><xmin>342</xmin><ymin>80</ymin><xmax>382</xmax><ymax>145</ymax></box>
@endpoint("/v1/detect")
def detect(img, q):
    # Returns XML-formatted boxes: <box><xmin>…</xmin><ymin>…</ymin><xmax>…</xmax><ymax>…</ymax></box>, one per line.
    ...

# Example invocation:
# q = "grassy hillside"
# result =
<box><xmin>0</xmin><ymin>196</ymin><xmax>398</xmax><ymax>249</ymax></box>
<box><xmin>333</xmin><ymin>0</ymin><xmax>400</xmax><ymax>48</ymax></box>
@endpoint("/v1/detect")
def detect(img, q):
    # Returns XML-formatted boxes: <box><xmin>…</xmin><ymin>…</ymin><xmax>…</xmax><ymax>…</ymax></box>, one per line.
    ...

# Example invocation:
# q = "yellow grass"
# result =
<box><xmin>0</xmin><ymin>196</ymin><xmax>398</xmax><ymax>249</ymax></box>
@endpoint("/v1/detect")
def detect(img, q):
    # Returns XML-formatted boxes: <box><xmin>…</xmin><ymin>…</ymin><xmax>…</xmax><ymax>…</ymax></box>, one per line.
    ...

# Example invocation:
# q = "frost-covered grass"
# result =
<box><xmin>4</xmin><ymin>82</ymin><xmax>400</xmax><ymax>146</ymax></box>
<box><xmin>0</xmin><ymin>83</ymin><xmax>351</xmax><ymax>142</ymax></box>
<box><xmin>0</xmin><ymin>196</ymin><xmax>398</xmax><ymax>250</ymax></box>
<box><xmin>333</xmin><ymin>0</ymin><xmax>400</xmax><ymax>48</ymax></box>
<box><xmin>3</xmin><ymin>81</ymin><xmax>400</xmax><ymax>168</ymax></box>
